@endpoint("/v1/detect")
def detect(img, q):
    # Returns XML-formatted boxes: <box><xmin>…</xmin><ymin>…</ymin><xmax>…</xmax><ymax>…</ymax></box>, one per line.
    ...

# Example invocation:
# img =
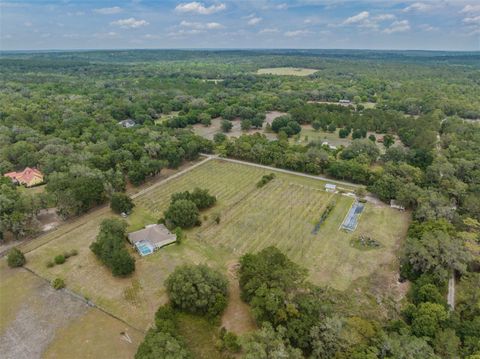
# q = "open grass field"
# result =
<box><xmin>43</xmin><ymin>309</ymin><xmax>144</xmax><ymax>359</ymax></box>
<box><xmin>257</xmin><ymin>67</ymin><xmax>319</xmax><ymax>76</ymax></box>
<box><xmin>192</xmin><ymin>117</ymin><xmax>278</xmax><ymax>141</ymax></box>
<box><xmin>8</xmin><ymin>158</ymin><xmax>409</xmax><ymax>356</ymax></box>
<box><xmin>154</xmin><ymin>111</ymin><xmax>179</xmax><ymax>125</ymax></box>
<box><xmin>0</xmin><ymin>262</ymin><xmax>143</xmax><ymax>359</ymax></box>
<box><xmin>292</xmin><ymin>126</ymin><xmax>352</xmax><ymax>147</ymax></box>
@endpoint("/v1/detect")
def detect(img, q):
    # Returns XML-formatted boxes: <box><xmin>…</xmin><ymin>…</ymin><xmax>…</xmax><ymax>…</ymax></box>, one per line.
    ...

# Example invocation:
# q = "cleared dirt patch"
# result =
<box><xmin>0</xmin><ymin>269</ymin><xmax>88</xmax><ymax>359</ymax></box>
<box><xmin>265</xmin><ymin>110</ymin><xmax>287</xmax><ymax>125</ymax></box>
<box><xmin>221</xmin><ymin>261</ymin><xmax>256</xmax><ymax>334</ymax></box>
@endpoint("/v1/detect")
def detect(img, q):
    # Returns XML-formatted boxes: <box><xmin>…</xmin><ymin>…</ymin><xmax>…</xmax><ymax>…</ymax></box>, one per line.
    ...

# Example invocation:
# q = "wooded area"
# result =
<box><xmin>1</xmin><ymin>49</ymin><xmax>479</xmax><ymax>358</ymax></box>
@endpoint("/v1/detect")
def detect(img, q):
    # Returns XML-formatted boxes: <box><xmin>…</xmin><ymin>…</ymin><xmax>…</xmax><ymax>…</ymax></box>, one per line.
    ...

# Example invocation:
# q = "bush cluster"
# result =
<box><xmin>7</xmin><ymin>248</ymin><xmax>26</xmax><ymax>268</ymax></box>
<box><xmin>52</xmin><ymin>277</ymin><xmax>65</xmax><ymax>290</ymax></box>
<box><xmin>164</xmin><ymin>188</ymin><xmax>216</xmax><ymax>229</ymax></box>
<box><xmin>110</xmin><ymin>192</ymin><xmax>134</xmax><ymax>214</ymax></box>
<box><xmin>90</xmin><ymin>219</ymin><xmax>135</xmax><ymax>277</ymax></box>
<box><xmin>135</xmin><ymin>305</ymin><xmax>190</xmax><ymax>359</ymax></box>
<box><xmin>165</xmin><ymin>264</ymin><xmax>228</xmax><ymax>318</ymax></box>
<box><xmin>256</xmin><ymin>173</ymin><xmax>275</xmax><ymax>188</ymax></box>
<box><xmin>46</xmin><ymin>249</ymin><xmax>78</xmax><ymax>268</ymax></box>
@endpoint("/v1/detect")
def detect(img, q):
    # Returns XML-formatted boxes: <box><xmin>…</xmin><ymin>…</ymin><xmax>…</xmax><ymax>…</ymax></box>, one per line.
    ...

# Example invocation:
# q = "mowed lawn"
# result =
<box><xmin>20</xmin><ymin>158</ymin><xmax>409</xmax><ymax>337</ymax></box>
<box><xmin>257</xmin><ymin>67</ymin><xmax>319</xmax><ymax>76</ymax></box>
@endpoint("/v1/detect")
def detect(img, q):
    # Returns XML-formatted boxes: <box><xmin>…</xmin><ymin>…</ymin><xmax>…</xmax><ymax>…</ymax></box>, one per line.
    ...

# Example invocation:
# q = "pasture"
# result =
<box><xmin>292</xmin><ymin>126</ymin><xmax>352</xmax><ymax>147</ymax></box>
<box><xmin>257</xmin><ymin>67</ymin><xmax>319</xmax><ymax>76</ymax></box>
<box><xmin>11</xmin><ymin>158</ymin><xmax>409</xmax><ymax>355</ymax></box>
<box><xmin>192</xmin><ymin>111</ymin><xmax>284</xmax><ymax>141</ymax></box>
<box><xmin>0</xmin><ymin>263</ymin><xmax>143</xmax><ymax>359</ymax></box>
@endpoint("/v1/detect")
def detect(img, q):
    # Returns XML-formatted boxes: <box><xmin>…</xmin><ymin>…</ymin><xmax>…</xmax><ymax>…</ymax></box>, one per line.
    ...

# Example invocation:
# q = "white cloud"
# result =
<box><xmin>373</xmin><ymin>14</ymin><xmax>395</xmax><ymax>21</ymax></box>
<box><xmin>168</xmin><ymin>29</ymin><xmax>204</xmax><ymax>37</ymax></box>
<box><xmin>110</xmin><ymin>18</ymin><xmax>149</xmax><ymax>28</ymax></box>
<box><xmin>67</xmin><ymin>11</ymin><xmax>85</xmax><ymax>16</ymax></box>
<box><xmin>463</xmin><ymin>14</ymin><xmax>480</xmax><ymax>24</ymax></box>
<box><xmin>180</xmin><ymin>20</ymin><xmax>223</xmax><ymax>29</ymax></box>
<box><xmin>247</xmin><ymin>17</ymin><xmax>262</xmax><ymax>26</ymax></box>
<box><xmin>383</xmin><ymin>20</ymin><xmax>410</xmax><ymax>34</ymax></box>
<box><xmin>63</xmin><ymin>33</ymin><xmax>81</xmax><ymax>39</ymax></box>
<box><xmin>262</xmin><ymin>2</ymin><xmax>288</xmax><ymax>10</ymax></box>
<box><xmin>459</xmin><ymin>4</ymin><xmax>480</xmax><ymax>14</ymax></box>
<box><xmin>144</xmin><ymin>34</ymin><xmax>162</xmax><ymax>39</ymax></box>
<box><xmin>94</xmin><ymin>6</ymin><xmax>123</xmax><ymax>15</ymax></box>
<box><xmin>342</xmin><ymin>11</ymin><xmax>393</xmax><ymax>30</ymax></box>
<box><xmin>94</xmin><ymin>31</ymin><xmax>118</xmax><ymax>38</ymax></box>
<box><xmin>259</xmin><ymin>28</ymin><xmax>278</xmax><ymax>34</ymax></box>
<box><xmin>343</xmin><ymin>11</ymin><xmax>369</xmax><ymax>25</ymax></box>
<box><xmin>284</xmin><ymin>30</ymin><xmax>313</xmax><ymax>37</ymax></box>
<box><xmin>403</xmin><ymin>2</ymin><xmax>432</xmax><ymax>12</ymax></box>
<box><xmin>419</xmin><ymin>24</ymin><xmax>438</xmax><ymax>32</ymax></box>
<box><xmin>175</xmin><ymin>2</ymin><xmax>226</xmax><ymax>15</ymax></box>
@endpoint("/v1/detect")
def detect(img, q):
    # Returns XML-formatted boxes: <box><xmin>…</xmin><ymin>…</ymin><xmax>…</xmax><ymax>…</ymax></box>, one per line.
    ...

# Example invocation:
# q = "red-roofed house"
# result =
<box><xmin>4</xmin><ymin>167</ymin><xmax>44</xmax><ymax>187</ymax></box>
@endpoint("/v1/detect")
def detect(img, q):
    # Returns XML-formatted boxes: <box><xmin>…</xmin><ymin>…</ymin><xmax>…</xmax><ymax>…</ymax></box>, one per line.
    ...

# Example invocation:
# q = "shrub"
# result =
<box><xmin>7</xmin><ymin>248</ymin><xmax>26</xmax><ymax>268</ymax></box>
<box><xmin>111</xmin><ymin>249</ymin><xmax>136</xmax><ymax>277</ymax></box>
<box><xmin>46</xmin><ymin>261</ymin><xmax>55</xmax><ymax>268</ymax></box>
<box><xmin>164</xmin><ymin>199</ymin><xmax>199</xmax><ymax>228</ymax></box>
<box><xmin>54</xmin><ymin>254</ymin><xmax>66</xmax><ymax>265</ymax></box>
<box><xmin>214</xmin><ymin>132</ymin><xmax>227</xmax><ymax>144</ymax></box>
<box><xmin>174</xmin><ymin>227</ymin><xmax>185</xmax><ymax>245</ymax></box>
<box><xmin>256</xmin><ymin>173</ymin><xmax>275</xmax><ymax>188</ymax></box>
<box><xmin>90</xmin><ymin>218</ymin><xmax>135</xmax><ymax>277</ymax></box>
<box><xmin>110</xmin><ymin>192</ymin><xmax>134</xmax><ymax>214</ymax></box>
<box><xmin>69</xmin><ymin>249</ymin><xmax>79</xmax><ymax>256</ymax></box>
<box><xmin>271</xmin><ymin>115</ymin><xmax>301</xmax><ymax>137</ymax></box>
<box><xmin>339</xmin><ymin>128</ymin><xmax>350</xmax><ymax>138</ymax></box>
<box><xmin>171</xmin><ymin>188</ymin><xmax>216</xmax><ymax>210</ymax></box>
<box><xmin>221</xmin><ymin>120</ymin><xmax>233</xmax><ymax>133</ymax></box>
<box><xmin>166</xmin><ymin>264</ymin><xmax>228</xmax><ymax>317</ymax></box>
<box><xmin>135</xmin><ymin>330</ymin><xmax>189</xmax><ymax>359</ymax></box>
<box><xmin>52</xmin><ymin>278</ymin><xmax>65</xmax><ymax>290</ymax></box>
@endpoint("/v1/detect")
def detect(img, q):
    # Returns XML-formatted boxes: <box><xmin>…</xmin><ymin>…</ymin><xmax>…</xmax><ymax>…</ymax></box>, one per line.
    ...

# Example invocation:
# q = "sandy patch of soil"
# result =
<box><xmin>0</xmin><ymin>275</ymin><xmax>88</xmax><ymax>359</ymax></box>
<box><xmin>221</xmin><ymin>261</ymin><xmax>256</xmax><ymax>335</ymax></box>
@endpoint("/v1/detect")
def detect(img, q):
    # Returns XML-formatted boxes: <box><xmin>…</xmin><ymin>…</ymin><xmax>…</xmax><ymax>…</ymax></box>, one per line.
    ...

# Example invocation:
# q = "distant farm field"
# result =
<box><xmin>257</xmin><ymin>67</ymin><xmax>319</xmax><ymax>76</ymax></box>
<box><xmin>13</xmin><ymin>158</ymin><xmax>409</xmax><ymax>354</ymax></box>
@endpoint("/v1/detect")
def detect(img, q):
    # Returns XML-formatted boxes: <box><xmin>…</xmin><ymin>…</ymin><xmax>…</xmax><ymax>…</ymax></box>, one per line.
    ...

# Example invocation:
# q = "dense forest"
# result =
<box><xmin>1</xmin><ymin>49</ymin><xmax>479</xmax><ymax>358</ymax></box>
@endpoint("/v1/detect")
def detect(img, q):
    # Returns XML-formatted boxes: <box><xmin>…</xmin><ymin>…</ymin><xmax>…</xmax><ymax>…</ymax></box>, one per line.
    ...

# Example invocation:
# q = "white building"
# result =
<box><xmin>325</xmin><ymin>183</ymin><xmax>337</xmax><ymax>192</ymax></box>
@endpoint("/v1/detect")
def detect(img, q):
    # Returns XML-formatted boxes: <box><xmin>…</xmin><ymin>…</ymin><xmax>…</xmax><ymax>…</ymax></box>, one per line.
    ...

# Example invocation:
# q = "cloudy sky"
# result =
<box><xmin>1</xmin><ymin>0</ymin><xmax>479</xmax><ymax>51</ymax></box>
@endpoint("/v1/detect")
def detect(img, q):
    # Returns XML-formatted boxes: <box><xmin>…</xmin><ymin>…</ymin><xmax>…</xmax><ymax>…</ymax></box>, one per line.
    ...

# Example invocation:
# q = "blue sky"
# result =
<box><xmin>1</xmin><ymin>1</ymin><xmax>479</xmax><ymax>51</ymax></box>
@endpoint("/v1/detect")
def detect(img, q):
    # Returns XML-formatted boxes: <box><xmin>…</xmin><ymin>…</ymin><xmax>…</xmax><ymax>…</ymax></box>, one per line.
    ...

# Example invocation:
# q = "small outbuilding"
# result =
<box><xmin>339</xmin><ymin>99</ymin><xmax>351</xmax><ymax>105</ymax></box>
<box><xmin>118</xmin><ymin>119</ymin><xmax>136</xmax><ymax>128</ymax></box>
<box><xmin>325</xmin><ymin>183</ymin><xmax>337</xmax><ymax>193</ymax></box>
<box><xmin>321</xmin><ymin>141</ymin><xmax>337</xmax><ymax>150</ymax></box>
<box><xmin>390</xmin><ymin>200</ymin><xmax>405</xmax><ymax>211</ymax></box>
<box><xmin>128</xmin><ymin>224</ymin><xmax>176</xmax><ymax>256</ymax></box>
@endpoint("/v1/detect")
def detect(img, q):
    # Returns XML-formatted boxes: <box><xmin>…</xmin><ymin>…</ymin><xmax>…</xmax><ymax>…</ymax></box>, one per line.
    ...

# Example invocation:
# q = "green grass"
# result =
<box><xmin>154</xmin><ymin>111</ymin><xmax>179</xmax><ymax>125</ymax></box>
<box><xmin>291</xmin><ymin>126</ymin><xmax>351</xmax><ymax>147</ymax></box>
<box><xmin>43</xmin><ymin>309</ymin><xmax>144</xmax><ymax>359</ymax></box>
<box><xmin>0</xmin><ymin>264</ymin><xmax>43</xmax><ymax>334</ymax></box>
<box><xmin>177</xmin><ymin>313</ymin><xmax>223</xmax><ymax>359</ymax></box>
<box><xmin>257</xmin><ymin>67</ymin><xmax>319</xmax><ymax>76</ymax></box>
<box><xmin>19</xmin><ymin>158</ymin><xmax>409</xmax><ymax>334</ymax></box>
